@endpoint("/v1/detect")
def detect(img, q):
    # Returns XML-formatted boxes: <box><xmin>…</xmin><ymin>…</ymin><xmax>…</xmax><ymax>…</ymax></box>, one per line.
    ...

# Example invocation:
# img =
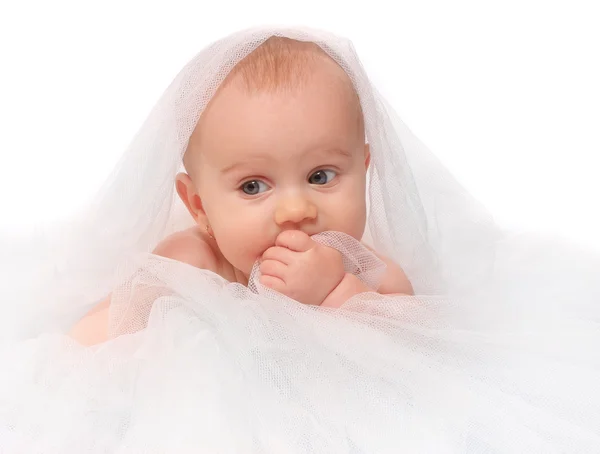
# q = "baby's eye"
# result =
<box><xmin>308</xmin><ymin>169</ymin><xmax>337</xmax><ymax>185</ymax></box>
<box><xmin>240</xmin><ymin>180</ymin><xmax>269</xmax><ymax>195</ymax></box>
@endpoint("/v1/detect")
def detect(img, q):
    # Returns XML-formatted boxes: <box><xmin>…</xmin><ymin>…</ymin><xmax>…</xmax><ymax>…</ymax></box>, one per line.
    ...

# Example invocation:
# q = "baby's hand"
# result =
<box><xmin>259</xmin><ymin>230</ymin><xmax>346</xmax><ymax>306</ymax></box>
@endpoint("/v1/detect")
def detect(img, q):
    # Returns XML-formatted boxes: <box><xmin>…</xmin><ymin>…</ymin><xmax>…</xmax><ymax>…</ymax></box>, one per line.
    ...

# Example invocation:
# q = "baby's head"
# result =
<box><xmin>176</xmin><ymin>37</ymin><xmax>370</xmax><ymax>277</ymax></box>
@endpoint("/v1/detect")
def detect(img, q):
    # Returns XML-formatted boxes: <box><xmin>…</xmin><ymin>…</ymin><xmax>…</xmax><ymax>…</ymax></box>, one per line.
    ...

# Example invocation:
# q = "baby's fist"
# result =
<box><xmin>259</xmin><ymin>230</ymin><xmax>346</xmax><ymax>306</ymax></box>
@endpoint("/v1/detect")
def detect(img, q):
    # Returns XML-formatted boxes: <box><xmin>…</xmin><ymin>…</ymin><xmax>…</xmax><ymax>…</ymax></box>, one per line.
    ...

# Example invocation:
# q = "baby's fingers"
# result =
<box><xmin>259</xmin><ymin>259</ymin><xmax>287</xmax><ymax>280</ymax></box>
<box><xmin>262</xmin><ymin>246</ymin><xmax>296</xmax><ymax>265</ymax></box>
<box><xmin>276</xmin><ymin>230</ymin><xmax>313</xmax><ymax>252</ymax></box>
<box><xmin>259</xmin><ymin>274</ymin><xmax>286</xmax><ymax>294</ymax></box>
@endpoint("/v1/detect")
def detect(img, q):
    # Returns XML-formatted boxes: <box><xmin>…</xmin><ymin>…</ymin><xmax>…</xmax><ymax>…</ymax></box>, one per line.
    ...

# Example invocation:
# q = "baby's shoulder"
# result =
<box><xmin>69</xmin><ymin>227</ymin><xmax>222</xmax><ymax>347</ymax></box>
<box><xmin>152</xmin><ymin>226</ymin><xmax>219</xmax><ymax>272</ymax></box>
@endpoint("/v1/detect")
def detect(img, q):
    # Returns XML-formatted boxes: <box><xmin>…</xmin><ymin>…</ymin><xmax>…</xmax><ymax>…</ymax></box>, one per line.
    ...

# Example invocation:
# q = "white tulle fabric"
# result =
<box><xmin>1</xmin><ymin>26</ymin><xmax>599</xmax><ymax>453</ymax></box>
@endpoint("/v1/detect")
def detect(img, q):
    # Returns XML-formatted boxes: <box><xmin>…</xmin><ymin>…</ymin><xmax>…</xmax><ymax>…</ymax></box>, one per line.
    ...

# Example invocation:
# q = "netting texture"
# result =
<box><xmin>0</xmin><ymin>26</ymin><xmax>599</xmax><ymax>452</ymax></box>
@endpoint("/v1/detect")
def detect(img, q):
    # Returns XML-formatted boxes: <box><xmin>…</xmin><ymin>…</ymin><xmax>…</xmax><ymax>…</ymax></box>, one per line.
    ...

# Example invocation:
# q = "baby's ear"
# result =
<box><xmin>175</xmin><ymin>172</ymin><xmax>207</xmax><ymax>223</ymax></box>
<box><xmin>364</xmin><ymin>143</ymin><xmax>371</xmax><ymax>170</ymax></box>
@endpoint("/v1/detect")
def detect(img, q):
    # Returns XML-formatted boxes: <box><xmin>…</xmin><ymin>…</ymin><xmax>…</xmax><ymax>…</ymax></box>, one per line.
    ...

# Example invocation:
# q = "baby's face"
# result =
<box><xmin>188</xmin><ymin>63</ymin><xmax>369</xmax><ymax>277</ymax></box>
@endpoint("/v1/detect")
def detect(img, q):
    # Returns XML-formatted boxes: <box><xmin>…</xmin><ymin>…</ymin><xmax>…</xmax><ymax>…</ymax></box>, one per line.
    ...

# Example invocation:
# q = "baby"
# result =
<box><xmin>69</xmin><ymin>37</ymin><xmax>414</xmax><ymax>346</ymax></box>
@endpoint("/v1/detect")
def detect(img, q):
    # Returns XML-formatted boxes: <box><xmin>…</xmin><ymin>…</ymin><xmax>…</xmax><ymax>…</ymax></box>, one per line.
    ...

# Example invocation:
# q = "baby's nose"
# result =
<box><xmin>274</xmin><ymin>195</ymin><xmax>318</xmax><ymax>226</ymax></box>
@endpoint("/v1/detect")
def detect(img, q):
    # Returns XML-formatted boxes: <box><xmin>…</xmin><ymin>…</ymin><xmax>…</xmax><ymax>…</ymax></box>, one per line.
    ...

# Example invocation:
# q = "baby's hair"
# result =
<box><xmin>224</xmin><ymin>37</ymin><xmax>333</xmax><ymax>93</ymax></box>
<box><xmin>223</xmin><ymin>37</ymin><xmax>364</xmax><ymax>127</ymax></box>
<box><xmin>183</xmin><ymin>37</ymin><xmax>365</xmax><ymax>176</ymax></box>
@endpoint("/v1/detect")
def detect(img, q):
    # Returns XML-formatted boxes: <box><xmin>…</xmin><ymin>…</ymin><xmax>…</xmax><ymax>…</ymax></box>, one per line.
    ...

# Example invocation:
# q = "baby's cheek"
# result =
<box><xmin>327</xmin><ymin>194</ymin><xmax>367</xmax><ymax>239</ymax></box>
<box><xmin>219</xmin><ymin>220</ymin><xmax>271</xmax><ymax>274</ymax></box>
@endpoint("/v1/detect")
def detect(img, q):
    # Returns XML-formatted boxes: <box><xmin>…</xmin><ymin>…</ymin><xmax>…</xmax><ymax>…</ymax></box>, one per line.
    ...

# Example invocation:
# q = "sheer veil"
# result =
<box><xmin>0</xmin><ymin>26</ymin><xmax>505</xmax><ymax>336</ymax></box>
<box><xmin>1</xmin><ymin>26</ymin><xmax>599</xmax><ymax>452</ymax></box>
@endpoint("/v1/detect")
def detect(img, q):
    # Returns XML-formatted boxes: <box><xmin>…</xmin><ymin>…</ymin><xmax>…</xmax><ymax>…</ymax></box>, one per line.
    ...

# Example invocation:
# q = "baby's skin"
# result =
<box><xmin>69</xmin><ymin>226</ymin><xmax>413</xmax><ymax>346</ymax></box>
<box><xmin>69</xmin><ymin>37</ymin><xmax>414</xmax><ymax>346</ymax></box>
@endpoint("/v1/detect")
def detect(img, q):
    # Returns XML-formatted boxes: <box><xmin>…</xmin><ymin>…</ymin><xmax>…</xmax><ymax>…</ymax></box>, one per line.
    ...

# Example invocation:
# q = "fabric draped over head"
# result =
<box><xmin>0</xmin><ymin>26</ymin><xmax>542</xmax><ymax>338</ymax></box>
<box><xmin>1</xmin><ymin>27</ymin><xmax>506</xmax><ymax>338</ymax></box>
<box><xmin>1</xmin><ymin>26</ymin><xmax>600</xmax><ymax>453</ymax></box>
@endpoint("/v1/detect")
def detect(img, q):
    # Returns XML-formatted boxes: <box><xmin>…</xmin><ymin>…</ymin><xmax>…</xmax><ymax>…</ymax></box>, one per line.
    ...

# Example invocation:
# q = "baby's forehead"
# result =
<box><xmin>183</xmin><ymin>37</ymin><xmax>363</xmax><ymax>174</ymax></box>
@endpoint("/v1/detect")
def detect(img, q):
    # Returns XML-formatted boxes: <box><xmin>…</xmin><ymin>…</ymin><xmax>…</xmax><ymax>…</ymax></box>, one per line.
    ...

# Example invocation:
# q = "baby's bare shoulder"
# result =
<box><xmin>152</xmin><ymin>226</ymin><xmax>219</xmax><ymax>272</ymax></box>
<box><xmin>69</xmin><ymin>228</ymin><xmax>220</xmax><ymax>346</ymax></box>
<box><xmin>68</xmin><ymin>306</ymin><xmax>109</xmax><ymax>346</ymax></box>
<box><xmin>362</xmin><ymin>243</ymin><xmax>414</xmax><ymax>295</ymax></box>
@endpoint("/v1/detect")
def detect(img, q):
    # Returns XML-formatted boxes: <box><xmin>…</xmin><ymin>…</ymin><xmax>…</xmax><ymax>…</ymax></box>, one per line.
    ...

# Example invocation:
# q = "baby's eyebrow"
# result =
<box><xmin>220</xmin><ymin>148</ymin><xmax>353</xmax><ymax>175</ymax></box>
<box><xmin>221</xmin><ymin>162</ymin><xmax>251</xmax><ymax>176</ymax></box>
<box><xmin>318</xmin><ymin>147</ymin><xmax>354</xmax><ymax>160</ymax></box>
<box><xmin>220</xmin><ymin>157</ymin><xmax>270</xmax><ymax>176</ymax></box>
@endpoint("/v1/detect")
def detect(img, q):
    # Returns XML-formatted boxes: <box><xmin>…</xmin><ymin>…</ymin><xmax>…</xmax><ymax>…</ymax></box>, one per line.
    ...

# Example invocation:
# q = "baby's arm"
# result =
<box><xmin>68</xmin><ymin>229</ymin><xmax>218</xmax><ymax>346</ymax></box>
<box><xmin>259</xmin><ymin>231</ymin><xmax>414</xmax><ymax>309</ymax></box>
<box><xmin>320</xmin><ymin>248</ymin><xmax>413</xmax><ymax>308</ymax></box>
<box><xmin>68</xmin><ymin>295</ymin><xmax>110</xmax><ymax>346</ymax></box>
<box><xmin>369</xmin><ymin>249</ymin><xmax>414</xmax><ymax>295</ymax></box>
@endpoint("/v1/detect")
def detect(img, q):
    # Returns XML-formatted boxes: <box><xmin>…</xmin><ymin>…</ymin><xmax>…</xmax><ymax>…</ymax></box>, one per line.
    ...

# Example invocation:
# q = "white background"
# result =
<box><xmin>1</xmin><ymin>0</ymin><xmax>598</xmax><ymax>251</ymax></box>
